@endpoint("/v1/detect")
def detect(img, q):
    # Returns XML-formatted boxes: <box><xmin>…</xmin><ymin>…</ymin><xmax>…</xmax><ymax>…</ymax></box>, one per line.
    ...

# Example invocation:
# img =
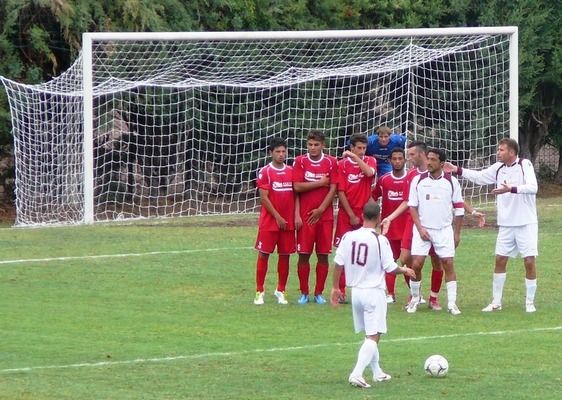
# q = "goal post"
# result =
<box><xmin>1</xmin><ymin>27</ymin><xmax>518</xmax><ymax>226</ymax></box>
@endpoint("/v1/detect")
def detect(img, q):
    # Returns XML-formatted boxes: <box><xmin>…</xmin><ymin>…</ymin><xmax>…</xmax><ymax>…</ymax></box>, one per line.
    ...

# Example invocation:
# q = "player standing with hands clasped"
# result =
<box><xmin>407</xmin><ymin>148</ymin><xmax>464</xmax><ymax>315</ymax></box>
<box><xmin>444</xmin><ymin>137</ymin><xmax>539</xmax><ymax>313</ymax></box>
<box><xmin>253</xmin><ymin>137</ymin><xmax>296</xmax><ymax>305</ymax></box>
<box><xmin>331</xmin><ymin>201</ymin><xmax>416</xmax><ymax>388</ymax></box>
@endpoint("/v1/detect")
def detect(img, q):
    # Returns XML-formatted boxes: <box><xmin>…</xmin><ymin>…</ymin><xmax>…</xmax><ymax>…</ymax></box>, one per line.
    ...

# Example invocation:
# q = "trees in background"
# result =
<box><xmin>0</xmin><ymin>0</ymin><xmax>560</xmax><ymax>178</ymax></box>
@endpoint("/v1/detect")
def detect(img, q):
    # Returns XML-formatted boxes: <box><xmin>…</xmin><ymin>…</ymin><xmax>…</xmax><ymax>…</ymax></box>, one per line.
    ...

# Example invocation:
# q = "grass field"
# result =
<box><xmin>0</xmin><ymin>198</ymin><xmax>561</xmax><ymax>399</ymax></box>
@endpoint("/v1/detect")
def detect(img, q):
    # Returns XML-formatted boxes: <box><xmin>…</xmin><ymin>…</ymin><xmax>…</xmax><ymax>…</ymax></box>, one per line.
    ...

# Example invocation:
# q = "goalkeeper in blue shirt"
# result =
<box><xmin>366</xmin><ymin>126</ymin><xmax>407</xmax><ymax>176</ymax></box>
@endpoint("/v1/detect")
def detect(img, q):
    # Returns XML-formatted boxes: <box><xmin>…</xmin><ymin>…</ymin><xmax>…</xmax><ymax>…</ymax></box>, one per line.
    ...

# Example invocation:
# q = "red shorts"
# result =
<box><xmin>255</xmin><ymin>229</ymin><xmax>296</xmax><ymax>254</ymax></box>
<box><xmin>333</xmin><ymin>210</ymin><xmax>363</xmax><ymax>247</ymax></box>
<box><xmin>388</xmin><ymin>239</ymin><xmax>401</xmax><ymax>261</ymax></box>
<box><xmin>400</xmin><ymin>218</ymin><xmax>436</xmax><ymax>256</ymax></box>
<box><xmin>297</xmin><ymin>220</ymin><xmax>333</xmax><ymax>255</ymax></box>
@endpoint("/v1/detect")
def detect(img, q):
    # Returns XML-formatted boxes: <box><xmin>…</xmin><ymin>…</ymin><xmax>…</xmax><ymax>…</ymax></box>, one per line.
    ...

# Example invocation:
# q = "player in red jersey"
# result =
<box><xmin>253</xmin><ymin>137</ymin><xmax>296</xmax><ymax>305</ymax></box>
<box><xmin>372</xmin><ymin>147</ymin><xmax>409</xmax><ymax>304</ymax></box>
<box><xmin>333</xmin><ymin>133</ymin><xmax>377</xmax><ymax>303</ymax></box>
<box><xmin>293</xmin><ymin>130</ymin><xmax>338</xmax><ymax>304</ymax></box>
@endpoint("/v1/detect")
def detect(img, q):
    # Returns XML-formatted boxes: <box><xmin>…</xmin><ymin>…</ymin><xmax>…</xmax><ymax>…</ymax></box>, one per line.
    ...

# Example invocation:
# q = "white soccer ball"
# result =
<box><xmin>424</xmin><ymin>354</ymin><xmax>449</xmax><ymax>377</ymax></box>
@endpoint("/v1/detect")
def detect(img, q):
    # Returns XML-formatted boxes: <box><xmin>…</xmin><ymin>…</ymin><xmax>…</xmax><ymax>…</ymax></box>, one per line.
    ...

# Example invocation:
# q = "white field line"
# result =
<box><xmin>0</xmin><ymin>247</ymin><xmax>253</xmax><ymax>265</ymax></box>
<box><xmin>1</xmin><ymin>326</ymin><xmax>560</xmax><ymax>374</ymax></box>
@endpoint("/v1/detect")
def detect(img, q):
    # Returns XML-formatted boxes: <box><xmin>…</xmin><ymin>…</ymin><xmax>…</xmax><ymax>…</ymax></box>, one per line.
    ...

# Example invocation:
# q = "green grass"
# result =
<box><xmin>0</xmin><ymin>199</ymin><xmax>561</xmax><ymax>399</ymax></box>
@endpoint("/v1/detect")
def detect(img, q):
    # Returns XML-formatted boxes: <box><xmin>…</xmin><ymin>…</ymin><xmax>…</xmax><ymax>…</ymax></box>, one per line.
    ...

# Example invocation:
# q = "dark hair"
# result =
<box><xmin>390</xmin><ymin>147</ymin><xmax>405</xmax><ymax>158</ymax></box>
<box><xmin>349</xmin><ymin>133</ymin><xmax>368</xmax><ymax>146</ymax></box>
<box><xmin>307</xmin><ymin>129</ymin><xmax>325</xmax><ymax>142</ymax></box>
<box><xmin>498</xmin><ymin>137</ymin><xmax>519</xmax><ymax>155</ymax></box>
<box><xmin>407</xmin><ymin>141</ymin><xmax>427</xmax><ymax>153</ymax></box>
<box><xmin>428</xmin><ymin>148</ymin><xmax>447</xmax><ymax>162</ymax></box>
<box><xmin>268</xmin><ymin>137</ymin><xmax>287</xmax><ymax>152</ymax></box>
<box><xmin>363</xmin><ymin>199</ymin><xmax>381</xmax><ymax>221</ymax></box>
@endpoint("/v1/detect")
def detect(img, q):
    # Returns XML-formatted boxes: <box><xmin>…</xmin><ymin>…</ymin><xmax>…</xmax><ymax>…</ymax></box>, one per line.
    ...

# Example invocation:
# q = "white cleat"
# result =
<box><xmin>386</xmin><ymin>294</ymin><xmax>396</xmax><ymax>304</ymax></box>
<box><xmin>482</xmin><ymin>303</ymin><xmax>502</xmax><ymax>312</ymax></box>
<box><xmin>348</xmin><ymin>375</ymin><xmax>371</xmax><ymax>388</ymax></box>
<box><xmin>419</xmin><ymin>295</ymin><xmax>427</xmax><ymax>305</ymax></box>
<box><xmin>374</xmin><ymin>371</ymin><xmax>392</xmax><ymax>382</ymax></box>
<box><xmin>525</xmin><ymin>302</ymin><xmax>536</xmax><ymax>313</ymax></box>
<box><xmin>253</xmin><ymin>291</ymin><xmax>264</xmax><ymax>305</ymax></box>
<box><xmin>273</xmin><ymin>290</ymin><xmax>289</xmax><ymax>305</ymax></box>
<box><xmin>405</xmin><ymin>297</ymin><xmax>419</xmax><ymax>313</ymax></box>
<box><xmin>448</xmin><ymin>303</ymin><xmax>462</xmax><ymax>315</ymax></box>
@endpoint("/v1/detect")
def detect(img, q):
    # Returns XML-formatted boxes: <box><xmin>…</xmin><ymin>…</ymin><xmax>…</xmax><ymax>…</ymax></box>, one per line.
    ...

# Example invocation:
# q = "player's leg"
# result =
<box><xmin>254</xmin><ymin>230</ymin><xmax>275</xmax><ymax>305</ymax></box>
<box><xmin>313</xmin><ymin>220</ymin><xmax>333</xmax><ymax>304</ymax></box>
<box><xmin>273</xmin><ymin>230</ymin><xmax>295</xmax><ymax>305</ymax></box>
<box><xmin>428</xmin><ymin>249</ymin><xmax>444</xmax><ymax>310</ymax></box>
<box><xmin>384</xmin><ymin>239</ymin><xmax>401</xmax><ymax>303</ymax></box>
<box><xmin>483</xmin><ymin>227</ymin><xmax>515</xmax><ymax>311</ymax></box>
<box><xmin>334</xmin><ymin>214</ymin><xmax>351</xmax><ymax>303</ymax></box>
<box><xmin>296</xmin><ymin>223</ymin><xmax>315</xmax><ymax>303</ymax></box>
<box><xmin>406</xmin><ymin>228</ymin><xmax>429</xmax><ymax>312</ymax></box>
<box><xmin>432</xmin><ymin>226</ymin><xmax>460</xmax><ymax>314</ymax></box>
<box><xmin>440</xmin><ymin>257</ymin><xmax>460</xmax><ymax>315</ymax></box>
<box><xmin>517</xmin><ymin>223</ymin><xmax>538</xmax><ymax>312</ymax></box>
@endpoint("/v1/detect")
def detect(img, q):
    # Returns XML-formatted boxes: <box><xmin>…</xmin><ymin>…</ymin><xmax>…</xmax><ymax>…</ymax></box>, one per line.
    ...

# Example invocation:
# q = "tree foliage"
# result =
<box><xmin>1</xmin><ymin>0</ymin><xmax>561</xmax><ymax>164</ymax></box>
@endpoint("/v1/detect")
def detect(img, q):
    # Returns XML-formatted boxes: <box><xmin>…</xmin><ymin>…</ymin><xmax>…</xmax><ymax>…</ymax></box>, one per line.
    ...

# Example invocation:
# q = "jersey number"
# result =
<box><xmin>351</xmin><ymin>241</ymin><xmax>368</xmax><ymax>266</ymax></box>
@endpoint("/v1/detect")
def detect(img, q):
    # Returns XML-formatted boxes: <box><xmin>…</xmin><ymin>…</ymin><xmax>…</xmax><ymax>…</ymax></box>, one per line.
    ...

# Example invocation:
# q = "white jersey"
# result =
<box><xmin>408</xmin><ymin>171</ymin><xmax>465</xmax><ymax>229</ymax></box>
<box><xmin>334</xmin><ymin>227</ymin><xmax>398</xmax><ymax>289</ymax></box>
<box><xmin>459</xmin><ymin>158</ymin><xmax>537</xmax><ymax>226</ymax></box>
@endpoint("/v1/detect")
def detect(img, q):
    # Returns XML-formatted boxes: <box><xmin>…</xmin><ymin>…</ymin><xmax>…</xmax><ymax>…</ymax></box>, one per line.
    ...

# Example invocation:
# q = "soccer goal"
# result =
<box><xmin>0</xmin><ymin>27</ymin><xmax>517</xmax><ymax>226</ymax></box>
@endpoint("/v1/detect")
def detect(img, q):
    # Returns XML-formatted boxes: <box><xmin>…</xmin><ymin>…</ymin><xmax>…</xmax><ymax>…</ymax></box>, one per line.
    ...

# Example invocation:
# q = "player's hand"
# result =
<box><xmin>306</xmin><ymin>208</ymin><xmax>322</xmax><ymax>225</ymax></box>
<box><xmin>403</xmin><ymin>266</ymin><xmax>416</xmax><ymax>279</ymax></box>
<box><xmin>443</xmin><ymin>162</ymin><xmax>457</xmax><ymax>174</ymax></box>
<box><xmin>295</xmin><ymin>215</ymin><xmax>303</xmax><ymax>230</ymax></box>
<box><xmin>276</xmin><ymin>216</ymin><xmax>287</xmax><ymax>230</ymax></box>
<box><xmin>318</xmin><ymin>175</ymin><xmax>330</xmax><ymax>187</ymax></box>
<box><xmin>474</xmin><ymin>211</ymin><xmax>485</xmax><ymax>227</ymax></box>
<box><xmin>342</xmin><ymin>150</ymin><xmax>357</xmax><ymax>160</ymax></box>
<box><xmin>380</xmin><ymin>218</ymin><xmax>391</xmax><ymax>235</ymax></box>
<box><xmin>491</xmin><ymin>183</ymin><xmax>511</xmax><ymax>195</ymax></box>
<box><xmin>330</xmin><ymin>288</ymin><xmax>342</xmax><ymax>307</ymax></box>
<box><xmin>349</xmin><ymin>213</ymin><xmax>360</xmax><ymax>227</ymax></box>
<box><xmin>419</xmin><ymin>227</ymin><xmax>431</xmax><ymax>241</ymax></box>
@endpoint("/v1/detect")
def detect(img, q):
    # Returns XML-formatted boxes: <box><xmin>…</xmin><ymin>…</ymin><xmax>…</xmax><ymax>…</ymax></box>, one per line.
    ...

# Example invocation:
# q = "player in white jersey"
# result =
<box><xmin>444</xmin><ymin>137</ymin><xmax>538</xmax><ymax>313</ymax></box>
<box><xmin>407</xmin><ymin>148</ymin><xmax>465</xmax><ymax>315</ymax></box>
<box><xmin>330</xmin><ymin>200</ymin><xmax>415</xmax><ymax>389</ymax></box>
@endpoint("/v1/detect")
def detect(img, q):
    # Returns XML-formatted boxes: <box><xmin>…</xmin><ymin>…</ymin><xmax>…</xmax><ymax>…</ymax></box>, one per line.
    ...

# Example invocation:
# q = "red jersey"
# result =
<box><xmin>401</xmin><ymin>167</ymin><xmax>426</xmax><ymax>224</ymax></box>
<box><xmin>256</xmin><ymin>163</ymin><xmax>295</xmax><ymax>231</ymax></box>
<box><xmin>337</xmin><ymin>156</ymin><xmax>377</xmax><ymax>210</ymax></box>
<box><xmin>293</xmin><ymin>153</ymin><xmax>338</xmax><ymax>222</ymax></box>
<box><xmin>372</xmin><ymin>171</ymin><xmax>408</xmax><ymax>240</ymax></box>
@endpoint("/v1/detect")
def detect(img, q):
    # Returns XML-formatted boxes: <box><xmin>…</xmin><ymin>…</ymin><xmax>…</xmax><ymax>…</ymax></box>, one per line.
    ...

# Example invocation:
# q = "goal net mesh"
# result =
<box><xmin>1</xmin><ymin>32</ymin><xmax>512</xmax><ymax>225</ymax></box>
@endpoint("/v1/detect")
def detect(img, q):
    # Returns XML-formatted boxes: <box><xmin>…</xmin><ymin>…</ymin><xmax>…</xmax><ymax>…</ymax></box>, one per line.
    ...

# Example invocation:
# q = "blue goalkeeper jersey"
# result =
<box><xmin>366</xmin><ymin>133</ymin><xmax>407</xmax><ymax>175</ymax></box>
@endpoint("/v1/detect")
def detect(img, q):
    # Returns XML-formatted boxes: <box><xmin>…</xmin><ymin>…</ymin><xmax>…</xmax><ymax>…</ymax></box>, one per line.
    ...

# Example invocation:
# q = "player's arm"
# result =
<box><xmin>452</xmin><ymin>179</ymin><xmax>465</xmax><ymax>247</ymax></box>
<box><xmin>409</xmin><ymin>206</ymin><xmax>429</xmax><ymax>241</ymax></box>
<box><xmin>293</xmin><ymin>176</ymin><xmax>330</xmax><ymax>193</ymax></box>
<box><xmin>380</xmin><ymin>200</ymin><xmax>408</xmax><ymax>234</ymax></box>
<box><xmin>259</xmin><ymin>188</ymin><xmax>287</xmax><ymax>230</ymax></box>
<box><xmin>342</xmin><ymin>150</ymin><xmax>375</xmax><ymax>177</ymax></box>
<box><xmin>464</xmin><ymin>202</ymin><xmax>485</xmax><ymax>227</ymax></box>
<box><xmin>294</xmin><ymin>194</ymin><xmax>302</xmax><ymax>230</ymax></box>
<box><xmin>330</xmin><ymin>263</ymin><xmax>344</xmax><ymax>306</ymax></box>
<box><xmin>444</xmin><ymin>161</ymin><xmax>498</xmax><ymax>186</ymax></box>
<box><xmin>337</xmin><ymin>190</ymin><xmax>360</xmax><ymax>226</ymax></box>
<box><xmin>307</xmin><ymin>183</ymin><xmax>337</xmax><ymax>225</ymax></box>
<box><xmin>380</xmin><ymin>236</ymin><xmax>415</xmax><ymax>278</ymax></box>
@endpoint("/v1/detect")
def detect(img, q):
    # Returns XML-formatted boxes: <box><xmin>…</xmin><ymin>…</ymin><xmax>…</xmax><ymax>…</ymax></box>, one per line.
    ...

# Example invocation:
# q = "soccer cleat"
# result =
<box><xmin>314</xmin><ymin>294</ymin><xmax>327</xmax><ymax>305</ymax></box>
<box><xmin>419</xmin><ymin>295</ymin><xmax>427</xmax><ymax>304</ymax></box>
<box><xmin>348</xmin><ymin>375</ymin><xmax>371</xmax><ymax>388</ymax></box>
<box><xmin>297</xmin><ymin>294</ymin><xmax>309</xmax><ymax>305</ymax></box>
<box><xmin>428</xmin><ymin>298</ymin><xmax>442</xmax><ymax>311</ymax></box>
<box><xmin>482</xmin><ymin>303</ymin><xmax>502</xmax><ymax>312</ymax></box>
<box><xmin>525</xmin><ymin>302</ymin><xmax>536</xmax><ymax>313</ymax></box>
<box><xmin>253</xmin><ymin>291</ymin><xmax>264</xmax><ymax>305</ymax></box>
<box><xmin>273</xmin><ymin>290</ymin><xmax>288</xmax><ymax>305</ymax></box>
<box><xmin>448</xmin><ymin>303</ymin><xmax>462</xmax><ymax>315</ymax></box>
<box><xmin>374</xmin><ymin>371</ymin><xmax>392</xmax><ymax>382</ymax></box>
<box><xmin>386</xmin><ymin>294</ymin><xmax>396</xmax><ymax>304</ymax></box>
<box><xmin>405</xmin><ymin>297</ymin><xmax>419</xmax><ymax>313</ymax></box>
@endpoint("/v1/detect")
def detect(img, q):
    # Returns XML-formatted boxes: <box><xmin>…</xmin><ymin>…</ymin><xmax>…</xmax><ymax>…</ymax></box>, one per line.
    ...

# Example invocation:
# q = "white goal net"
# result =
<box><xmin>0</xmin><ymin>28</ymin><xmax>517</xmax><ymax>226</ymax></box>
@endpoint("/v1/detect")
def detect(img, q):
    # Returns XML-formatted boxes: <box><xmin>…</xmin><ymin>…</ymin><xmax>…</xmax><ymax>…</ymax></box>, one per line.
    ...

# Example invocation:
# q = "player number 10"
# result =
<box><xmin>351</xmin><ymin>241</ymin><xmax>368</xmax><ymax>266</ymax></box>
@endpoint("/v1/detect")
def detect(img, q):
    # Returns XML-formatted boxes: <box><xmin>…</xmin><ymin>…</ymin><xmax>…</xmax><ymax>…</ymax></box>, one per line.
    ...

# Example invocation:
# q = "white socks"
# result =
<box><xmin>446</xmin><ymin>280</ymin><xmax>457</xmax><ymax>307</ymax></box>
<box><xmin>410</xmin><ymin>280</ymin><xmax>421</xmax><ymax>299</ymax></box>
<box><xmin>351</xmin><ymin>339</ymin><xmax>377</xmax><ymax>378</ymax></box>
<box><xmin>525</xmin><ymin>278</ymin><xmax>537</xmax><ymax>304</ymax></box>
<box><xmin>492</xmin><ymin>273</ymin><xmax>507</xmax><ymax>305</ymax></box>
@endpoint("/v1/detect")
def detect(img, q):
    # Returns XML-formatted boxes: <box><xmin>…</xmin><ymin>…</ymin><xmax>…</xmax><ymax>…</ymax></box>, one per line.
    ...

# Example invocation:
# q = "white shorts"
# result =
<box><xmin>351</xmin><ymin>287</ymin><xmax>387</xmax><ymax>335</ymax></box>
<box><xmin>496</xmin><ymin>224</ymin><xmax>538</xmax><ymax>258</ymax></box>
<box><xmin>411</xmin><ymin>225</ymin><xmax>455</xmax><ymax>258</ymax></box>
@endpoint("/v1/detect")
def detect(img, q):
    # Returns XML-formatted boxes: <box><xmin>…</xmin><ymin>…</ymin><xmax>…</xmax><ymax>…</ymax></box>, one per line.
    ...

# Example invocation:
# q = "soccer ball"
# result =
<box><xmin>424</xmin><ymin>354</ymin><xmax>449</xmax><ymax>377</ymax></box>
